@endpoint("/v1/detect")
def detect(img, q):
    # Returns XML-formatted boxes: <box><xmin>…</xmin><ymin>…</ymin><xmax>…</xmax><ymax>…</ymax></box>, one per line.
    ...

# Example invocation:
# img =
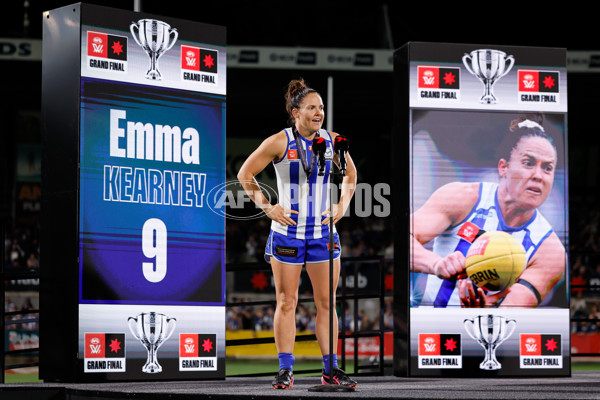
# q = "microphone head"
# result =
<box><xmin>334</xmin><ymin>135</ymin><xmax>348</xmax><ymax>152</ymax></box>
<box><xmin>312</xmin><ymin>136</ymin><xmax>327</xmax><ymax>154</ymax></box>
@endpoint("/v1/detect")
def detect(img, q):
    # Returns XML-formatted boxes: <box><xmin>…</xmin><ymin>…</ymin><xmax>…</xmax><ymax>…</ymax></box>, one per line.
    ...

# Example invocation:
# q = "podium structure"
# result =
<box><xmin>393</xmin><ymin>42</ymin><xmax>570</xmax><ymax>377</ymax></box>
<box><xmin>41</xmin><ymin>3</ymin><xmax>226</xmax><ymax>382</ymax></box>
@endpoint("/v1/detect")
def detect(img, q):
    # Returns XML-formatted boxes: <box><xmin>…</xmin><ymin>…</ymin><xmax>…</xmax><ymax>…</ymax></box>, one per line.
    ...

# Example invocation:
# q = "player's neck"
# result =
<box><xmin>294</xmin><ymin>125</ymin><xmax>317</xmax><ymax>140</ymax></box>
<box><xmin>498</xmin><ymin>198</ymin><xmax>535</xmax><ymax>227</ymax></box>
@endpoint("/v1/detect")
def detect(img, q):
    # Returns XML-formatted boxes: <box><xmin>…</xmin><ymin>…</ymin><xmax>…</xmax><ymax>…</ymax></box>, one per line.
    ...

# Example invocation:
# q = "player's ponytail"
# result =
<box><xmin>498</xmin><ymin>114</ymin><xmax>557</xmax><ymax>162</ymax></box>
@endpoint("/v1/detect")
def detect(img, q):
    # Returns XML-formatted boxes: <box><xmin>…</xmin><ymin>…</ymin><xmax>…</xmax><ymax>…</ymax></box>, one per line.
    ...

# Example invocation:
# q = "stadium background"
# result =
<box><xmin>2</xmin><ymin>0</ymin><xmax>600</xmax><ymax>380</ymax></box>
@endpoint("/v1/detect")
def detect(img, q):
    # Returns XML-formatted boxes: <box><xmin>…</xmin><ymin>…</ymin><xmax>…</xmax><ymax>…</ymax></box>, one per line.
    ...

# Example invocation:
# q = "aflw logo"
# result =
<box><xmin>184</xmin><ymin>337</ymin><xmax>196</xmax><ymax>354</ymax></box>
<box><xmin>422</xmin><ymin>70</ymin><xmax>435</xmax><ymax>86</ymax></box>
<box><xmin>417</xmin><ymin>66</ymin><xmax>460</xmax><ymax>89</ymax></box>
<box><xmin>520</xmin><ymin>334</ymin><xmax>562</xmax><ymax>357</ymax></box>
<box><xmin>525</xmin><ymin>337</ymin><xmax>537</xmax><ymax>352</ymax></box>
<box><xmin>525</xmin><ymin>343</ymin><xmax>537</xmax><ymax>352</ymax></box>
<box><xmin>92</xmin><ymin>37</ymin><xmax>104</xmax><ymax>54</ymax></box>
<box><xmin>423</xmin><ymin>337</ymin><xmax>436</xmax><ymax>352</ymax></box>
<box><xmin>185</xmin><ymin>50</ymin><xmax>197</xmax><ymax>67</ymax></box>
<box><xmin>522</xmin><ymin>74</ymin><xmax>536</xmax><ymax>89</ymax></box>
<box><xmin>84</xmin><ymin>333</ymin><xmax>125</xmax><ymax>359</ymax></box>
<box><xmin>518</xmin><ymin>70</ymin><xmax>560</xmax><ymax>93</ymax></box>
<box><xmin>89</xmin><ymin>337</ymin><xmax>102</xmax><ymax>354</ymax></box>
<box><xmin>86</xmin><ymin>31</ymin><xmax>128</xmax><ymax>61</ymax></box>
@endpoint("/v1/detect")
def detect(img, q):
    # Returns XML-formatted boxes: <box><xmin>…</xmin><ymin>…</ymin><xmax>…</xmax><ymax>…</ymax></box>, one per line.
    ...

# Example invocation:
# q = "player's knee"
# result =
<box><xmin>277</xmin><ymin>294</ymin><xmax>297</xmax><ymax>314</ymax></box>
<box><xmin>314</xmin><ymin>296</ymin><xmax>334</xmax><ymax>312</ymax></box>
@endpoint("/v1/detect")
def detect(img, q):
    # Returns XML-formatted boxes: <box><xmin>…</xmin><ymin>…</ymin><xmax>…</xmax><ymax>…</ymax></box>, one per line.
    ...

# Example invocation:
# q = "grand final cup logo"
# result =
<box><xmin>128</xmin><ymin>312</ymin><xmax>177</xmax><ymax>373</ymax></box>
<box><xmin>462</xmin><ymin>49</ymin><xmax>514</xmax><ymax>104</ymax></box>
<box><xmin>130</xmin><ymin>19</ymin><xmax>178</xmax><ymax>80</ymax></box>
<box><xmin>464</xmin><ymin>314</ymin><xmax>516</xmax><ymax>370</ymax></box>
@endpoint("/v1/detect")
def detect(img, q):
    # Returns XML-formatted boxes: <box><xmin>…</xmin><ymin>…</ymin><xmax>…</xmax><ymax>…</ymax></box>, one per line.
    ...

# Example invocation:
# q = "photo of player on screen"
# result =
<box><xmin>410</xmin><ymin>112</ymin><xmax>567</xmax><ymax>308</ymax></box>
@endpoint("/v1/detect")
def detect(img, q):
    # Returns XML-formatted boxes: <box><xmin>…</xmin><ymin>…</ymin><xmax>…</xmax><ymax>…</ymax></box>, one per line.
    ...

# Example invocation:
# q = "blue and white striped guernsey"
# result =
<box><xmin>271</xmin><ymin>128</ymin><xmax>335</xmax><ymax>240</ymax></box>
<box><xmin>415</xmin><ymin>182</ymin><xmax>554</xmax><ymax>307</ymax></box>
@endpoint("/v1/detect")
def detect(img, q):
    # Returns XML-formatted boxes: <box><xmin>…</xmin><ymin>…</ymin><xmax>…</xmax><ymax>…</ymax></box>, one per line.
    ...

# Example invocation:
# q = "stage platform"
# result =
<box><xmin>2</xmin><ymin>371</ymin><xmax>600</xmax><ymax>400</ymax></box>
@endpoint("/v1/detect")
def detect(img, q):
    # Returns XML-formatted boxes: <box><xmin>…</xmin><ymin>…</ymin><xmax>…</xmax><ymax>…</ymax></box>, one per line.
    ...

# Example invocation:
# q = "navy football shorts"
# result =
<box><xmin>265</xmin><ymin>230</ymin><xmax>341</xmax><ymax>265</ymax></box>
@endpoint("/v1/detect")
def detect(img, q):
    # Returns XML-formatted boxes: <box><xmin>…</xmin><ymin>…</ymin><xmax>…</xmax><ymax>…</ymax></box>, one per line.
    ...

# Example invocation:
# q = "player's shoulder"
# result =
<box><xmin>434</xmin><ymin>182</ymin><xmax>480</xmax><ymax>200</ymax></box>
<box><xmin>261</xmin><ymin>130</ymin><xmax>289</xmax><ymax>149</ymax></box>
<box><xmin>429</xmin><ymin>182</ymin><xmax>480</xmax><ymax>218</ymax></box>
<box><xmin>251</xmin><ymin>130</ymin><xmax>289</xmax><ymax>162</ymax></box>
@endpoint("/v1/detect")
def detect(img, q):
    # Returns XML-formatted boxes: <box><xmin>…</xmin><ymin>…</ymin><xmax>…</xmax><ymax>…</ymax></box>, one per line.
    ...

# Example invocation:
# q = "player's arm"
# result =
<box><xmin>411</xmin><ymin>182</ymin><xmax>479</xmax><ymax>279</ymax></box>
<box><xmin>237</xmin><ymin>131</ymin><xmax>298</xmax><ymax>225</ymax></box>
<box><xmin>323</xmin><ymin>131</ymin><xmax>357</xmax><ymax>225</ymax></box>
<box><xmin>498</xmin><ymin>232</ymin><xmax>566</xmax><ymax>307</ymax></box>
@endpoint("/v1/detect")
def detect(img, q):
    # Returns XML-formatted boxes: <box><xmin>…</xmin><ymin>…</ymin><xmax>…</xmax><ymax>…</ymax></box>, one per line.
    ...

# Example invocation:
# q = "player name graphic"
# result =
<box><xmin>103</xmin><ymin>166</ymin><xmax>206</xmax><ymax>207</ymax></box>
<box><xmin>109</xmin><ymin>109</ymin><xmax>200</xmax><ymax>165</ymax></box>
<box><xmin>104</xmin><ymin>109</ymin><xmax>207</xmax><ymax>208</ymax></box>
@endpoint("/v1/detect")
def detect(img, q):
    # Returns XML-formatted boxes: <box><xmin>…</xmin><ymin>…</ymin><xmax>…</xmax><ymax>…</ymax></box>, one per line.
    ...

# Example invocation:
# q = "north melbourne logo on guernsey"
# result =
<box><xmin>458</xmin><ymin>222</ymin><xmax>480</xmax><ymax>243</ymax></box>
<box><xmin>84</xmin><ymin>333</ymin><xmax>126</xmax><ymax>373</ymax></box>
<box><xmin>520</xmin><ymin>334</ymin><xmax>562</xmax><ymax>368</ymax></box>
<box><xmin>179</xmin><ymin>333</ymin><xmax>217</xmax><ymax>371</ymax></box>
<box><xmin>418</xmin><ymin>333</ymin><xmax>462</xmax><ymax>368</ymax></box>
<box><xmin>518</xmin><ymin>70</ymin><xmax>560</xmax><ymax>105</ymax></box>
<box><xmin>417</xmin><ymin>66</ymin><xmax>460</xmax><ymax>101</ymax></box>
<box><xmin>181</xmin><ymin>45</ymin><xmax>218</xmax><ymax>85</ymax></box>
<box><xmin>87</xmin><ymin>31</ymin><xmax>128</xmax><ymax>73</ymax></box>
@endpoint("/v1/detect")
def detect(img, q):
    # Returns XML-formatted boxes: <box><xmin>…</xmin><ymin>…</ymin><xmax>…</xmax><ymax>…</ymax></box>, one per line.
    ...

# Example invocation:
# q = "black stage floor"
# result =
<box><xmin>3</xmin><ymin>371</ymin><xmax>600</xmax><ymax>400</ymax></box>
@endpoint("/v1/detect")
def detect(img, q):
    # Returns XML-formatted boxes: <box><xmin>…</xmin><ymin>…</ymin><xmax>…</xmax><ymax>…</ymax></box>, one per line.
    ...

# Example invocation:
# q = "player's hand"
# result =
<box><xmin>431</xmin><ymin>251</ymin><xmax>465</xmax><ymax>279</ymax></box>
<box><xmin>265</xmin><ymin>204</ymin><xmax>298</xmax><ymax>225</ymax></box>
<box><xmin>321</xmin><ymin>203</ymin><xmax>344</xmax><ymax>225</ymax></box>
<box><xmin>458</xmin><ymin>279</ymin><xmax>487</xmax><ymax>308</ymax></box>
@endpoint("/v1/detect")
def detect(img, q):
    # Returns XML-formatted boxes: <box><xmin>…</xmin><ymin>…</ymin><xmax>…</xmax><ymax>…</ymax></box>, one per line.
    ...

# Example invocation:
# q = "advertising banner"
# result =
<box><xmin>399</xmin><ymin>42</ymin><xmax>569</xmax><ymax>377</ymax></box>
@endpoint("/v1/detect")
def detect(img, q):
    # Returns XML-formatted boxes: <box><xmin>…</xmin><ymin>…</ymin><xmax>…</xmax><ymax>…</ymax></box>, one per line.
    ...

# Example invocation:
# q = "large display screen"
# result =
<box><xmin>406</xmin><ymin>43</ymin><xmax>569</xmax><ymax>376</ymax></box>
<box><xmin>76</xmin><ymin>6</ymin><xmax>226</xmax><ymax>380</ymax></box>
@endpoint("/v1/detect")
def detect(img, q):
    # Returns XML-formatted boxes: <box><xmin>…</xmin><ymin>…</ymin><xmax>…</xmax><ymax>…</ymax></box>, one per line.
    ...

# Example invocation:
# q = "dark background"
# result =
<box><xmin>1</xmin><ymin>0</ymin><xmax>598</xmax><ymax>234</ymax></box>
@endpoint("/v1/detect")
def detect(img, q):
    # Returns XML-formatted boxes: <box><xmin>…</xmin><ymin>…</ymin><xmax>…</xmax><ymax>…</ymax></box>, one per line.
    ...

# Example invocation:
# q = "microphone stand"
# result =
<box><xmin>308</xmin><ymin>146</ymin><xmax>354</xmax><ymax>393</ymax></box>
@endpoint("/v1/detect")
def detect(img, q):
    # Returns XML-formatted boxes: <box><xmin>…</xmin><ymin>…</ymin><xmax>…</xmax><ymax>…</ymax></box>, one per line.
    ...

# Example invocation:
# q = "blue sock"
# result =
<box><xmin>322</xmin><ymin>354</ymin><xmax>338</xmax><ymax>374</ymax></box>
<box><xmin>278</xmin><ymin>352</ymin><xmax>295</xmax><ymax>371</ymax></box>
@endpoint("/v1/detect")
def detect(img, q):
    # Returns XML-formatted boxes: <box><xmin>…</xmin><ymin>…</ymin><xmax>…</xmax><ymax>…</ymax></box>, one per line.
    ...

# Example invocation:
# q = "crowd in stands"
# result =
<box><xmin>3</xmin><ymin>226</ymin><xmax>40</xmax><ymax>334</ymax></box>
<box><xmin>226</xmin><ymin>296</ymin><xmax>395</xmax><ymax>334</ymax></box>
<box><xmin>569</xmin><ymin>198</ymin><xmax>600</xmax><ymax>333</ymax></box>
<box><xmin>4</xmin><ymin>226</ymin><xmax>40</xmax><ymax>271</ymax></box>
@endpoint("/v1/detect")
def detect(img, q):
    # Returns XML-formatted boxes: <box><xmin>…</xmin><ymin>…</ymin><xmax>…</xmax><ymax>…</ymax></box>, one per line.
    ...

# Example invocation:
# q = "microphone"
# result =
<box><xmin>334</xmin><ymin>135</ymin><xmax>348</xmax><ymax>176</ymax></box>
<box><xmin>312</xmin><ymin>136</ymin><xmax>327</xmax><ymax>176</ymax></box>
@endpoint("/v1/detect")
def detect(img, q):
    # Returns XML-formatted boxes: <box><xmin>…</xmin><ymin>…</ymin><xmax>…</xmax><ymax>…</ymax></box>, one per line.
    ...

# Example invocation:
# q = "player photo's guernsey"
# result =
<box><xmin>416</xmin><ymin>182</ymin><xmax>554</xmax><ymax>307</ymax></box>
<box><xmin>271</xmin><ymin>128</ymin><xmax>335</xmax><ymax>240</ymax></box>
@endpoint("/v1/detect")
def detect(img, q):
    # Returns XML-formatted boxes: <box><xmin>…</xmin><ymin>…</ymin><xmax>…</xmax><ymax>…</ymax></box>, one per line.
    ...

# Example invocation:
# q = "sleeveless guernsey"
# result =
<box><xmin>270</xmin><ymin>128</ymin><xmax>335</xmax><ymax>240</ymax></box>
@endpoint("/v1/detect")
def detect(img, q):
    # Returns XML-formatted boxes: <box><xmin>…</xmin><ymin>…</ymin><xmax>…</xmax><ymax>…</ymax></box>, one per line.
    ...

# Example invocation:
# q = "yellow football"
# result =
<box><xmin>465</xmin><ymin>231</ymin><xmax>526</xmax><ymax>292</ymax></box>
